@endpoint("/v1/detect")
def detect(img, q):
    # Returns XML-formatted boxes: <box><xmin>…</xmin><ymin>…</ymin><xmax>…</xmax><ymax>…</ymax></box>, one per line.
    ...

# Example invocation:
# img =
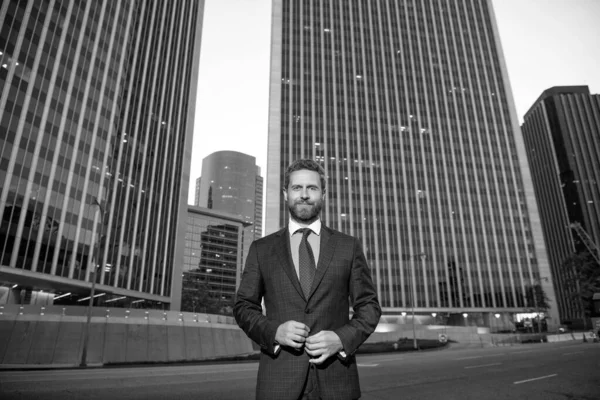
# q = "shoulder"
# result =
<box><xmin>322</xmin><ymin>225</ymin><xmax>359</xmax><ymax>244</ymax></box>
<box><xmin>250</xmin><ymin>227</ymin><xmax>287</xmax><ymax>246</ymax></box>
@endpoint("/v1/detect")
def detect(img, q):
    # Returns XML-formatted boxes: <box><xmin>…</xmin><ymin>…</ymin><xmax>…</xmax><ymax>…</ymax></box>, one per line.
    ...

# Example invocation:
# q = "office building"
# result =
<box><xmin>267</xmin><ymin>0</ymin><xmax>558</xmax><ymax>326</ymax></box>
<box><xmin>521</xmin><ymin>86</ymin><xmax>600</xmax><ymax>323</ymax></box>
<box><xmin>0</xmin><ymin>0</ymin><xmax>205</xmax><ymax>310</ymax></box>
<box><xmin>196</xmin><ymin>151</ymin><xmax>263</xmax><ymax>265</ymax></box>
<box><xmin>183</xmin><ymin>206</ymin><xmax>250</xmax><ymax>313</ymax></box>
<box><xmin>194</xmin><ymin>177</ymin><xmax>202</xmax><ymax>207</ymax></box>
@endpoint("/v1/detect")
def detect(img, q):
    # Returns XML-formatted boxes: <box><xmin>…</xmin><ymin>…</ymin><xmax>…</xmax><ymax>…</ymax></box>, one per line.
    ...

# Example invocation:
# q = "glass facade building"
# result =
<box><xmin>267</xmin><ymin>0</ymin><xmax>558</xmax><ymax>324</ymax></box>
<box><xmin>521</xmin><ymin>86</ymin><xmax>600</xmax><ymax>323</ymax></box>
<box><xmin>184</xmin><ymin>206</ymin><xmax>248</xmax><ymax>311</ymax></box>
<box><xmin>196</xmin><ymin>151</ymin><xmax>263</xmax><ymax>266</ymax></box>
<box><xmin>0</xmin><ymin>0</ymin><xmax>204</xmax><ymax>310</ymax></box>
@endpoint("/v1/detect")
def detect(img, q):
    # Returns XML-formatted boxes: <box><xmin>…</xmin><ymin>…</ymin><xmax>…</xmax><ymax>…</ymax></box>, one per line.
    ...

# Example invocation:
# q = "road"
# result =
<box><xmin>1</xmin><ymin>341</ymin><xmax>599</xmax><ymax>399</ymax></box>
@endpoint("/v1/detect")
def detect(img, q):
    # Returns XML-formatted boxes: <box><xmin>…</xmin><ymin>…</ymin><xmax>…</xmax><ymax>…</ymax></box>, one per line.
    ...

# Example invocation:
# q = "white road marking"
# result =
<box><xmin>373</xmin><ymin>356</ymin><xmax>405</xmax><ymax>363</ymax></box>
<box><xmin>456</xmin><ymin>356</ymin><xmax>483</xmax><ymax>360</ymax></box>
<box><xmin>464</xmin><ymin>362</ymin><xmax>501</xmax><ymax>369</ymax></box>
<box><xmin>358</xmin><ymin>363</ymin><xmax>379</xmax><ymax>367</ymax></box>
<box><xmin>562</xmin><ymin>351</ymin><xmax>583</xmax><ymax>356</ymax></box>
<box><xmin>514</xmin><ymin>374</ymin><xmax>557</xmax><ymax>385</ymax></box>
<box><xmin>0</xmin><ymin>365</ymin><xmax>259</xmax><ymax>383</ymax></box>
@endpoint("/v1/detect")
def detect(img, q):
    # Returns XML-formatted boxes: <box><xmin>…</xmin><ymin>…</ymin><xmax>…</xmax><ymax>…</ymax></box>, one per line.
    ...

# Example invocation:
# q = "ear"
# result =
<box><xmin>282</xmin><ymin>189</ymin><xmax>288</xmax><ymax>202</ymax></box>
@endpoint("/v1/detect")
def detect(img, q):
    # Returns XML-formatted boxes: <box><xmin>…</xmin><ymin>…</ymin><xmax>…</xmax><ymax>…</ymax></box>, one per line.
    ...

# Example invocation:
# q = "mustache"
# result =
<box><xmin>294</xmin><ymin>200</ymin><xmax>314</xmax><ymax>205</ymax></box>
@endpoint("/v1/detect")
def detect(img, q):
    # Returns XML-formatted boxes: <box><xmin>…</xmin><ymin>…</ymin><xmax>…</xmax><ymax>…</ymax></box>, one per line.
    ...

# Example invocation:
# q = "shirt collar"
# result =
<box><xmin>288</xmin><ymin>218</ymin><xmax>321</xmax><ymax>237</ymax></box>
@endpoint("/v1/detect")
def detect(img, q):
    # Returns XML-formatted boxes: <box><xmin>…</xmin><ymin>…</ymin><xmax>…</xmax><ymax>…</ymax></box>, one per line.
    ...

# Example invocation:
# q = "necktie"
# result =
<box><xmin>298</xmin><ymin>228</ymin><xmax>316</xmax><ymax>298</ymax></box>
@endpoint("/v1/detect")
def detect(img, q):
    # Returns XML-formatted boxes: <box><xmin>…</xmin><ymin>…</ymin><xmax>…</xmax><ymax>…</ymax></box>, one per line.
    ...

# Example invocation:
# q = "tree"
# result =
<box><xmin>181</xmin><ymin>277</ymin><xmax>218</xmax><ymax>314</ymax></box>
<box><xmin>181</xmin><ymin>275</ymin><xmax>235</xmax><ymax>316</ymax></box>
<box><xmin>561</xmin><ymin>251</ymin><xmax>600</xmax><ymax>327</ymax></box>
<box><xmin>525</xmin><ymin>283</ymin><xmax>551</xmax><ymax>311</ymax></box>
<box><xmin>524</xmin><ymin>283</ymin><xmax>551</xmax><ymax>333</ymax></box>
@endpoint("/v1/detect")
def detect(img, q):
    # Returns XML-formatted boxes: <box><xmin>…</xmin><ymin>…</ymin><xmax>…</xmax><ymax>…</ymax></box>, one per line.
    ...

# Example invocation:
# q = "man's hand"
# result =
<box><xmin>305</xmin><ymin>331</ymin><xmax>343</xmax><ymax>364</ymax></box>
<box><xmin>275</xmin><ymin>321</ymin><xmax>310</xmax><ymax>349</ymax></box>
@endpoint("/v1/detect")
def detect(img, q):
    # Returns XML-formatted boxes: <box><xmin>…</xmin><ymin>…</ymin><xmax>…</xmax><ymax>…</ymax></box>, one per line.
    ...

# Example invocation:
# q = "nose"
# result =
<box><xmin>300</xmin><ymin>188</ymin><xmax>309</xmax><ymax>199</ymax></box>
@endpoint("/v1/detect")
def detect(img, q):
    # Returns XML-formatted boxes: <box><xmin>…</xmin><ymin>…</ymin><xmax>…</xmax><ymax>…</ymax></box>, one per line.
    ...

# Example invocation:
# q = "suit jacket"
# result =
<box><xmin>234</xmin><ymin>225</ymin><xmax>381</xmax><ymax>400</ymax></box>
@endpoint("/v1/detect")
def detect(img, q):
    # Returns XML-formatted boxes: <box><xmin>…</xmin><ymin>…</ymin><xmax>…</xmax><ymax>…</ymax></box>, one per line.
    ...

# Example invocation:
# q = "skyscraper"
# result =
<box><xmin>196</xmin><ymin>151</ymin><xmax>263</xmax><ymax>265</ymax></box>
<box><xmin>194</xmin><ymin>177</ymin><xmax>202</xmax><ymax>207</ymax></box>
<box><xmin>183</xmin><ymin>206</ymin><xmax>250</xmax><ymax>313</ymax></box>
<box><xmin>267</xmin><ymin>0</ymin><xmax>557</xmax><ymax>325</ymax></box>
<box><xmin>0</xmin><ymin>0</ymin><xmax>204</xmax><ymax>310</ymax></box>
<box><xmin>521</xmin><ymin>86</ymin><xmax>600</xmax><ymax>323</ymax></box>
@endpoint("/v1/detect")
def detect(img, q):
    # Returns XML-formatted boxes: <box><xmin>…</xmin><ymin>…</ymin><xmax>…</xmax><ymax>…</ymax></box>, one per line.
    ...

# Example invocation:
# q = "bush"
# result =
<box><xmin>357</xmin><ymin>338</ymin><xmax>447</xmax><ymax>354</ymax></box>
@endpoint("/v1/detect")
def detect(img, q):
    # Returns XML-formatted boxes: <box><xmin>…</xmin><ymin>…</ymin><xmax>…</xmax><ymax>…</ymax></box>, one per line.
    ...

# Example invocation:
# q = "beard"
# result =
<box><xmin>288</xmin><ymin>199</ymin><xmax>323</xmax><ymax>224</ymax></box>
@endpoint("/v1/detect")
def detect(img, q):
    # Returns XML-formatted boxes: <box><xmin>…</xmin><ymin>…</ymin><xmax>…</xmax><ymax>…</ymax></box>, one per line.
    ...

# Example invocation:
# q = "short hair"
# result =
<box><xmin>283</xmin><ymin>159</ymin><xmax>326</xmax><ymax>191</ymax></box>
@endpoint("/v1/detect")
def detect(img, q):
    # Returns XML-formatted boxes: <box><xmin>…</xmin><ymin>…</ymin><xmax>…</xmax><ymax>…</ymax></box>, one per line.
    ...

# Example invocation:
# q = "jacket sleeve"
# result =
<box><xmin>334</xmin><ymin>237</ymin><xmax>382</xmax><ymax>355</ymax></box>
<box><xmin>233</xmin><ymin>241</ymin><xmax>280</xmax><ymax>355</ymax></box>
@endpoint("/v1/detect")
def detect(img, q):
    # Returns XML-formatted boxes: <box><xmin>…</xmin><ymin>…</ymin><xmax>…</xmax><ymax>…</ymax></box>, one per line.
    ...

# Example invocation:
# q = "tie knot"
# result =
<box><xmin>298</xmin><ymin>228</ymin><xmax>312</xmax><ymax>239</ymax></box>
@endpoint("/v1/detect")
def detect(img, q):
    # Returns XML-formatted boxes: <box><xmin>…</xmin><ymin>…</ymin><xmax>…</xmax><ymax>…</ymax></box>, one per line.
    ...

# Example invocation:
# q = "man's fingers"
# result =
<box><xmin>291</xmin><ymin>321</ymin><xmax>310</xmax><ymax>332</ymax></box>
<box><xmin>305</xmin><ymin>340</ymin><xmax>323</xmax><ymax>351</ymax></box>
<box><xmin>305</xmin><ymin>347</ymin><xmax>324</xmax><ymax>356</ymax></box>
<box><xmin>305</xmin><ymin>333</ymin><xmax>321</xmax><ymax>344</ymax></box>
<box><xmin>276</xmin><ymin>321</ymin><xmax>311</xmax><ymax>349</ymax></box>
<box><xmin>291</xmin><ymin>333</ymin><xmax>306</xmax><ymax>342</ymax></box>
<box><xmin>284</xmin><ymin>337</ymin><xmax>304</xmax><ymax>348</ymax></box>
<box><xmin>309</xmin><ymin>354</ymin><xmax>328</xmax><ymax>365</ymax></box>
<box><xmin>293</xmin><ymin>328</ymin><xmax>309</xmax><ymax>337</ymax></box>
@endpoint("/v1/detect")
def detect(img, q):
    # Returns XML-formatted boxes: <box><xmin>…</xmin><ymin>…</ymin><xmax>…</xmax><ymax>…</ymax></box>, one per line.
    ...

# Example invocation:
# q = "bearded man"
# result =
<box><xmin>234</xmin><ymin>159</ymin><xmax>381</xmax><ymax>400</ymax></box>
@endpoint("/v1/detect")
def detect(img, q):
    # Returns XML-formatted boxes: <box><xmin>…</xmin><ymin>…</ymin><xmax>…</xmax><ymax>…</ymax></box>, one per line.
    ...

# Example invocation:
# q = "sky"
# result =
<box><xmin>189</xmin><ymin>0</ymin><xmax>600</xmax><ymax>205</ymax></box>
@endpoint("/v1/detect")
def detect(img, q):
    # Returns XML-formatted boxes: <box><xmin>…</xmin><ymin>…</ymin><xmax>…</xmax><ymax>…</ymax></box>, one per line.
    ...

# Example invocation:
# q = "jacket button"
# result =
<box><xmin>305</xmin><ymin>309</ymin><xmax>312</xmax><ymax>314</ymax></box>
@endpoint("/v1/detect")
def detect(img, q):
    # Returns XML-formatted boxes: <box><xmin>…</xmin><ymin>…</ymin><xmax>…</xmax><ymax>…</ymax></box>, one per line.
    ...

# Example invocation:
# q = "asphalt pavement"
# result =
<box><xmin>0</xmin><ymin>341</ymin><xmax>599</xmax><ymax>399</ymax></box>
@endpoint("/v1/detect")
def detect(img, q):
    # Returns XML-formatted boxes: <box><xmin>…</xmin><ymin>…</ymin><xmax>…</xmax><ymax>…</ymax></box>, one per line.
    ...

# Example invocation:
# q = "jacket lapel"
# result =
<box><xmin>273</xmin><ymin>227</ymin><xmax>305</xmax><ymax>299</ymax></box>
<box><xmin>308</xmin><ymin>225</ymin><xmax>336</xmax><ymax>300</ymax></box>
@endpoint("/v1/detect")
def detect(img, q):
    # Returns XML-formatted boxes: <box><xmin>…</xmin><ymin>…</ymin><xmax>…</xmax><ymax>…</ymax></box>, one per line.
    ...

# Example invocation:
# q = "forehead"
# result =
<box><xmin>288</xmin><ymin>169</ymin><xmax>322</xmax><ymax>188</ymax></box>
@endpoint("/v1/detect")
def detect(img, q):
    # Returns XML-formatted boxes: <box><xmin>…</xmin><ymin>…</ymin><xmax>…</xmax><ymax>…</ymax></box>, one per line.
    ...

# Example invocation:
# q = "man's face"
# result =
<box><xmin>283</xmin><ymin>169</ymin><xmax>325</xmax><ymax>224</ymax></box>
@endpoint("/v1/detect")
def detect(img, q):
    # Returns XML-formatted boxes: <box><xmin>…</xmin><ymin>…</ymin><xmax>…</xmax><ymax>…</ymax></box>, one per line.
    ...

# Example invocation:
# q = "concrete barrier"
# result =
<box><xmin>27</xmin><ymin>319</ymin><xmax>60</xmax><ymax>364</ymax></box>
<box><xmin>148</xmin><ymin>324</ymin><xmax>168</xmax><ymax>362</ymax></box>
<box><xmin>184</xmin><ymin>325</ymin><xmax>202</xmax><ymax>360</ymax></box>
<box><xmin>126</xmin><ymin>323</ymin><xmax>148</xmax><ymax>363</ymax></box>
<box><xmin>87</xmin><ymin>318</ymin><xmax>107</xmax><ymax>364</ymax></box>
<box><xmin>54</xmin><ymin>321</ymin><xmax>83</xmax><ymax>364</ymax></box>
<box><xmin>167</xmin><ymin>324</ymin><xmax>186</xmax><ymax>361</ymax></box>
<box><xmin>104</xmin><ymin>322</ymin><xmax>127</xmax><ymax>364</ymax></box>
<box><xmin>198</xmin><ymin>326</ymin><xmax>216</xmax><ymax>359</ymax></box>
<box><xmin>0</xmin><ymin>305</ymin><xmax>255</xmax><ymax>367</ymax></box>
<box><xmin>3</xmin><ymin>320</ymin><xmax>37</xmax><ymax>364</ymax></box>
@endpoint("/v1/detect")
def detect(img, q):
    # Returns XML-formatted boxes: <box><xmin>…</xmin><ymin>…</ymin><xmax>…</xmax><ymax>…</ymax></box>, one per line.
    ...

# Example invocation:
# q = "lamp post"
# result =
<box><xmin>409</xmin><ymin>276</ymin><xmax>417</xmax><ymax>350</ymax></box>
<box><xmin>80</xmin><ymin>197</ymin><xmax>104</xmax><ymax>367</ymax></box>
<box><xmin>404</xmin><ymin>253</ymin><xmax>426</xmax><ymax>350</ymax></box>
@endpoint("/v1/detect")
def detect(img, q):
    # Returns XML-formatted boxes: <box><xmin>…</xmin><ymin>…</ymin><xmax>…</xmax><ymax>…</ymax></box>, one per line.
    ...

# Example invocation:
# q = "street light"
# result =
<box><xmin>80</xmin><ymin>197</ymin><xmax>104</xmax><ymax>367</ymax></box>
<box><xmin>404</xmin><ymin>253</ymin><xmax>426</xmax><ymax>350</ymax></box>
